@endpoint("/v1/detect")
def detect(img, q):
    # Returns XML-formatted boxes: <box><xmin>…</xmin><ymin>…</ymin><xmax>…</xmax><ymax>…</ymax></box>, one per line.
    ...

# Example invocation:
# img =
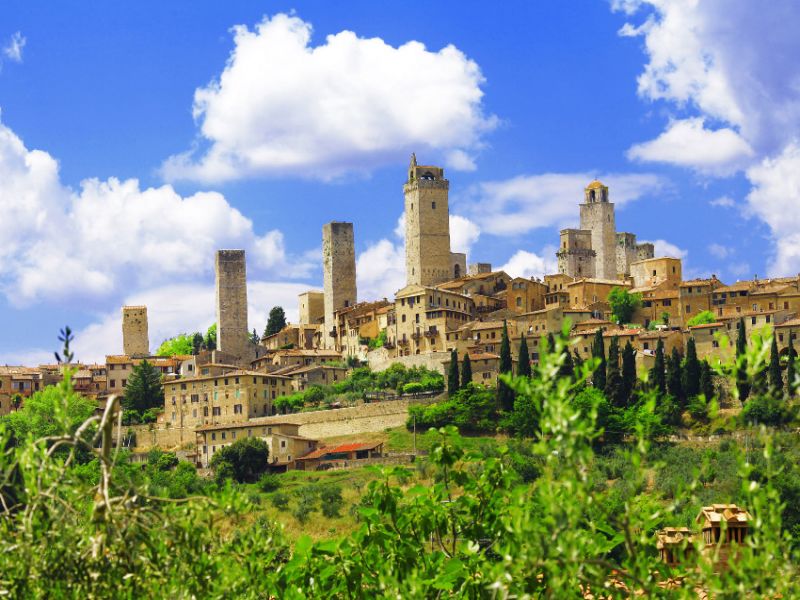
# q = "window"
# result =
<box><xmin>281</xmin><ymin>440</ymin><xmax>286</xmax><ymax>448</ymax></box>
<box><xmin>211</xmin><ymin>433</ymin><xmax>217</xmax><ymax>441</ymax></box>
<box><xmin>516</xmin><ymin>297</ymin><xmax>522</xmax><ymax>307</ymax></box>
<box><xmin>212</xmin><ymin>407</ymin><xmax>221</xmax><ymax>416</ymax></box>
<box><xmin>431</xmin><ymin>201</ymin><xmax>436</xmax><ymax>209</ymax></box>
<box><xmin>402</xmin><ymin>314</ymin><xmax>406</xmax><ymax>323</ymax></box>
<box><xmin>221</xmin><ymin>432</ymin><xmax>226</xmax><ymax>440</ymax></box>
<box><xmin>110</xmin><ymin>380</ymin><xmax>116</xmax><ymax>389</ymax></box>
<box><xmin>686</xmin><ymin>305</ymin><xmax>691</xmax><ymax>313</ymax></box>
<box><xmin>663</xmin><ymin>299</ymin><xmax>672</xmax><ymax>307</ymax></box>
<box><xmin>751</xmin><ymin>317</ymin><xmax>757</xmax><ymax>325</ymax></box>
<box><xmin>121</xmin><ymin>379</ymin><xmax>127</xmax><ymax>387</ymax></box>
<box><xmin>712</xmin><ymin>340</ymin><xmax>720</xmax><ymax>348</ymax></box>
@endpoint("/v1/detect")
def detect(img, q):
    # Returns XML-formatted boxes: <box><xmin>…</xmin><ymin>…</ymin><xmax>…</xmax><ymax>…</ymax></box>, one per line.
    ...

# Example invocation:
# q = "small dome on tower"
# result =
<box><xmin>586</xmin><ymin>179</ymin><xmax>606</xmax><ymax>190</ymax></box>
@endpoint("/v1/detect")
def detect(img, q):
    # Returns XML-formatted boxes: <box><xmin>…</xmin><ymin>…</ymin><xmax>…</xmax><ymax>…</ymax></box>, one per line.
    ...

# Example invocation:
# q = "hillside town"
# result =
<box><xmin>1</xmin><ymin>155</ymin><xmax>798</xmax><ymax>471</ymax></box>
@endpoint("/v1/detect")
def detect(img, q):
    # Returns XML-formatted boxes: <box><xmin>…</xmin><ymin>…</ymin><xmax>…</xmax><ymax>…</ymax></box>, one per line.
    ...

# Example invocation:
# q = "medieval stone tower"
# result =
<box><xmin>322</xmin><ymin>222</ymin><xmax>357</xmax><ymax>349</ymax></box>
<box><xmin>579</xmin><ymin>180</ymin><xmax>617</xmax><ymax>280</ymax></box>
<box><xmin>215</xmin><ymin>250</ymin><xmax>249</xmax><ymax>362</ymax></box>
<box><xmin>404</xmin><ymin>154</ymin><xmax>452</xmax><ymax>287</ymax></box>
<box><xmin>122</xmin><ymin>305</ymin><xmax>149</xmax><ymax>357</ymax></box>
<box><xmin>557</xmin><ymin>229</ymin><xmax>596</xmax><ymax>278</ymax></box>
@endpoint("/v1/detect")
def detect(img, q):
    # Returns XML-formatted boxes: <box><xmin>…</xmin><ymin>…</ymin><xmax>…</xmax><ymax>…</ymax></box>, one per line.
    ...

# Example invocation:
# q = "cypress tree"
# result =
<box><xmin>621</xmin><ymin>340</ymin><xmax>636</xmax><ymax>406</ymax></box>
<box><xmin>650</xmin><ymin>338</ymin><xmax>666</xmax><ymax>396</ymax></box>
<box><xmin>559</xmin><ymin>347</ymin><xmax>575</xmax><ymax>380</ymax></box>
<box><xmin>605</xmin><ymin>336</ymin><xmax>623</xmax><ymax>407</ymax></box>
<box><xmin>461</xmin><ymin>353</ymin><xmax>473</xmax><ymax>386</ymax></box>
<box><xmin>517</xmin><ymin>334</ymin><xmax>532</xmax><ymax>378</ymax></box>
<box><xmin>736</xmin><ymin>318</ymin><xmax>750</xmax><ymax>401</ymax></box>
<box><xmin>447</xmin><ymin>348</ymin><xmax>460</xmax><ymax>395</ymax></box>
<box><xmin>192</xmin><ymin>332</ymin><xmax>204</xmax><ymax>355</ymax></box>
<box><xmin>787</xmin><ymin>334</ymin><xmax>797</xmax><ymax>397</ymax></box>
<box><xmin>572</xmin><ymin>350</ymin><xmax>584</xmax><ymax>373</ymax></box>
<box><xmin>700</xmin><ymin>360</ymin><xmax>715</xmax><ymax>400</ymax></box>
<box><xmin>592</xmin><ymin>328</ymin><xmax>606</xmax><ymax>391</ymax></box>
<box><xmin>497</xmin><ymin>321</ymin><xmax>515</xmax><ymax>411</ymax></box>
<box><xmin>667</xmin><ymin>347</ymin><xmax>684</xmax><ymax>405</ymax></box>
<box><xmin>769</xmin><ymin>333</ymin><xmax>782</xmax><ymax>393</ymax></box>
<box><xmin>682</xmin><ymin>337</ymin><xmax>701</xmax><ymax>398</ymax></box>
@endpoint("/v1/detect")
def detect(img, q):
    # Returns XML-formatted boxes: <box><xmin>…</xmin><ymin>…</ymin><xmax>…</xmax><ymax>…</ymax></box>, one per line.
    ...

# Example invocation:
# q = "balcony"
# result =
<box><xmin>424</xmin><ymin>329</ymin><xmax>438</xmax><ymax>338</ymax></box>
<box><xmin>411</xmin><ymin>332</ymin><xmax>422</xmax><ymax>341</ymax></box>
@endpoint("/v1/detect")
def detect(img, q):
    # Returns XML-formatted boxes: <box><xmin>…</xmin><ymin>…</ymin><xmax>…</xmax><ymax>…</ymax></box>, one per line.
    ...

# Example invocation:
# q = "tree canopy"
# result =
<box><xmin>265</xmin><ymin>307</ymin><xmax>287</xmax><ymax>337</ymax></box>
<box><xmin>607</xmin><ymin>287</ymin><xmax>642</xmax><ymax>324</ymax></box>
<box><xmin>121</xmin><ymin>360</ymin><xmax>164</xmax><ymax>416</ymax></box>
<box><xmin>210</xmin><ymin>437</ymin><xmax>269</xmax><ymax>483</ymax></box>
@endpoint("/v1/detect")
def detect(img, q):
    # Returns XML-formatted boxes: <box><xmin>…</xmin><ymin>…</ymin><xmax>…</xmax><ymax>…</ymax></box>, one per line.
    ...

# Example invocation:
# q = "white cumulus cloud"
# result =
<box><xmin>498</xmin><ymin>249</ymin><xmax>557</xmax><ymax>280</ymax></box>
<box><xmin>356</xmin><ymin>239</ymin><xmax>406</xmax><ymax>302</ymax></box>
<box><xmin>0</xmin><ymin>119</ymin><xmax>314</xmax><ymax>306</ymax></box>
<box><xmin>627</xmin><ymin>118</ymin><xmax>753</xmax><ymax>174</ymax></box>
<box><xmin>3</xmin><ymin>32</ymin><xmax>25</xmax><ymax>63</ymax></box>
<box><xmin>463</xmin><ymin>172</ymin><xmax>664</xmax><ymax>236</ymax></box>
<box><xmin>162</xmin><ymin>13</ymin><xmax>497</xmax><ymax>182</ymax></box>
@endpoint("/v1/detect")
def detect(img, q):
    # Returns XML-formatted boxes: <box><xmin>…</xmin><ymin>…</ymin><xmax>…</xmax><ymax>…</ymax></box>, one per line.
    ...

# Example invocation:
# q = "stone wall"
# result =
<box><xmin>322</xmin><ymin>222</ymin><xmax>357</xmax><ymax>349</ymax></box>
<box><xmin>367</xmin><ymin>349</ymin><xmax>451</xmax><ymax>375</ymax></box>
<box><xmin>215</xmin><ymin>250</ymin><xmax>249</xmax><ymax>363</ymax></box>
<box><xmin>122</xmin><ymin>306</ymin><xmax>149</xmax><ymax>357</ymax></box>
<box><xmin>299</xmin><ymin>290</ymin><xmax>325</xmax><ymax>325</ymax></box>
<box><xmin>123</xmin><ymin>398</ymin><xmax>429</xmax><ymax>451</ymax></box>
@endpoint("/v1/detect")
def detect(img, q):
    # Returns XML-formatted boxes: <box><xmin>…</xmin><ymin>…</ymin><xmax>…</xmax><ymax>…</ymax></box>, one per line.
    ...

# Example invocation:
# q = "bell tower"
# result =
<box><xmin>579</xmin><ymin>180</ymin><xmax>617</xmax><ymax>280</ymax></box>
<box><xmin>404</xmin><ymin>154</ymin><xmax>452</xmax><ymax>287</ymax></box>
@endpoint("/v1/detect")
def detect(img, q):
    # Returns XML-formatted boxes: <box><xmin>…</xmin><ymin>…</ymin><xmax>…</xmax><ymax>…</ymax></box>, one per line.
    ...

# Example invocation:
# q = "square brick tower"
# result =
<box><xmin>122</xmin><ymin>305</ymin><xmax>149</xmax><ymax>357</ymax></box>
<box><xmin>215</xmin><ymin>250</ymin><xmax>249</xmax><ymax>362</ymax></box>
<box><xmin>579</xmin><ymin>180</ymin><xmax>617</xmax><ymax>280</ymax></box>
<box><xmin>322</xmin><ymin>222</ymin><xmax>357</xmax><ymax>349</ymax></box>
<box><xmin>404</xmin><ymin>154</ymin><xmax>452</xmax><ymax>287</ymax></box>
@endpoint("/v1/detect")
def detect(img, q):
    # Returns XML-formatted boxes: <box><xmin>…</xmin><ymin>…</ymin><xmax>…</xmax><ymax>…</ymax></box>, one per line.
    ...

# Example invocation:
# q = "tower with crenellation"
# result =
<box><xmin>122</xmin><ymin>306</ymin><xmax>149</xmax><ymax>357</ymax></box>
<box><xmin>579</xmin><ymin>180</ymin><xmax>617</xmax><ymax>280</ymax></box>
<box><xmin>404</xmin><ymin>154</ymin><xmax>453</xmax><ymax>287</ymax></box>
<box><xmin>322</xmin><ymin>222</ymin><xmax>357</xmax><ymax>349</ymax></box>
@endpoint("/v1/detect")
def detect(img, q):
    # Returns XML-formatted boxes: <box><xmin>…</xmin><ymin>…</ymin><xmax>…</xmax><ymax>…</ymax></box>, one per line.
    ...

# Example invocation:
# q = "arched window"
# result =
<box><xmin>454</xmin><ymin>264</ymin><xmax>461</xmax><ymax>278</ymax></box>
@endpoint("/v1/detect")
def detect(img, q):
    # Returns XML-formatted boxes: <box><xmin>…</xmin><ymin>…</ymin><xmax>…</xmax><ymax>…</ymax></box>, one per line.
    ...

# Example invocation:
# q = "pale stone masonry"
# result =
<box><xmin>215</xmin><ymin>250</ymin><xmax>250</xmax><ymax>363</ymax></box>
<box><xmin>122</xmin><ymin>305</ymin><xmax>149</xmax><ymax>357</ymax></box>
<box><xmin>298</xmin><ymin>290</ymin><xmax>325</xmax><ymax>325</ymax></box>
<box><xmin>404</xmin><ymin>154</ymin><xmax>452</xmax><ymax>287</ymax></box>
<box><xmin>322</xmin><ymin>222</ymin><xmax>357</xmax><ymax>349</ymax></box>
<box><xmin>579</xmin><ymin>180</ymin><xmax>617</xmax><ymax>280</ymax></box>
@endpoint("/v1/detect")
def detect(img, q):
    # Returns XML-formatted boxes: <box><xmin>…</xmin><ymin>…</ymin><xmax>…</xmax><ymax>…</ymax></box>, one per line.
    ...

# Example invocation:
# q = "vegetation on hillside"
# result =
<box><xmin>1</xmin><ymin>327</ymin><xmax>800</xmax><ymax>596</ymax></box>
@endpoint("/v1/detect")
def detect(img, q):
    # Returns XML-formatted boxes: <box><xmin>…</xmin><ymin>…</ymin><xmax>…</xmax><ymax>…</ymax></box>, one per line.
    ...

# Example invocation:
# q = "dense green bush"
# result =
<box><xmin>407</xmin><ymin>383</ymin><xmax>497</xmax><ymax>433</ymax></box>
<box><xmin>209</xmin><ymin>437</ymin><xmax>270</xmax><ymax>483</ymax></box>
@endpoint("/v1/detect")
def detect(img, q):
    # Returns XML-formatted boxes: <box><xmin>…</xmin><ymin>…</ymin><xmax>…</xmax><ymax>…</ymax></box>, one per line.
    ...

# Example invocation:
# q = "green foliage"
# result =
<box><xmin>605</xmin><ymin>336</ymin><xmax>623</xmax><ymax>407</ymax></box>
<box><xmin>700</xmin><ymin>360</ymin><xmax>715</xmax><ymax>401</ymax></box>
<box><xmin>608</xmin><ymin>286</ymin><xmax>642</xmax><ymax>324</ymax></box>
<box><xmin>687</xmin><ymin>310</ymin><xmax>717</xmax><ymax>327</ymax></box>
<box><xmin>650</xmin><ymin>338</ymin><xmax>666</xmax><ymax>395</ymax></box>
<box><xmin>319</xmin><ymin>484</ymin><xmax>344</xmax><ymax>518</ymax></box>
<box><xmin>736</xmin><ymin>318</ymin><xmax>751</xmax><ymax>401</ymax></box>
<box><xmin>592</xmin><ymin>327</ymin><xmax>606</xmax><ymax>391</ymax></box>
<box><xmin>460</xmin><ymin>352</ymin><xmax>472</xmax><ymax>386</ymax></box>
<box><xmin>788</xmin><ymin>335</ymin><xmax>798</xmax><ymax>397</ymax></box>
<box><xmin>192</xmin><ymin>332</ymin><xmax>204</xmax><ymax>355</ymax></box>
<box><xmin>683</xmin><ymin>337</ymin><xmax>702</xmax><ymax>398</ymax></box>
<box><xmin>1</xmin><ymin>371</ymin><xmax>97</xmax><ymax>446</ymax></box>
<box><xmin>517</xmin><ymin>334</ymin><xmax>531</xmax><ymax>378</ymax></box>
<box><xmin>367</xmin><ymin>329</ymin><xmax>388</xmax><ymax>350</ymax></box>
<box><xmin>769</xmin><ymin>334</ymin><xmax>782</xmax><ymax>392</ymax></box>
<box><xmin>741</xmin><ymin>394</ymin><xmax>797</xmax><ymax>427</ymax></box>
<box><xmin>265</xmin><ymin>306</ymin><xmax>287</xmax><ymax>337</ymax></box>
<box><xmin>447</xmin><ymin>348</ymin><xmax>460</xmax><ymax>394</ymax></box>
<box><xmin>156</xmin><ymin>333</ymin><xmax>194</xmax><ymax>356</ymax></box>
<box><xmin>497</xmin><ymin>320</ymin><xmax>514</xmax><ymax>411</ymax></box>
<box><xmin>408</xmin><ymin>383</ymin><xmax>497</xmax><ymax>433</ymax></box>
<box><xmin>402</xmin><ymin>382</ymin><xmax>425</xmax><ymax>395</ymax></box>
<box><xmin>273</xmin><ymin>392</ymin><xmax>305</xmax><ymax>414</ymax></box>
<box><xmin>621</xmin><ymin>340</ymin><xmax>636</xmax><ymax>405</ymax></box>
<box><xmin>259</xmin><ymin>472</ymin><xmax>281</xmax><ymax>493</ymax></box>
<box><xmin>121</xmin><ymin>360</ymin><xmax>164</xmax><ymax>420</ymax></box>
<box><xmin>667</xmin><ymin>347</ymin><xmax>684</xmax><ymax>405</ymax></box>
<box><xmin>209</xmin><ymin>437</ymin><xmax>269</xmax><ymax>483</ymax></box>
<box><xmin>204</xmin><ymin>323</ymin><xmax>217</xmax><ymax>351</ymax></box>
<box><xmin>271</xmin><ymin>491</ymin><xmax>289</xmax><ymax>511</ymax></box>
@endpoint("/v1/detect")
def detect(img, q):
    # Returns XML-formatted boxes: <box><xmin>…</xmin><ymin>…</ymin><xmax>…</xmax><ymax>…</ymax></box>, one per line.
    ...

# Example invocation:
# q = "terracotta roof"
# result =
<box><xmin>603</xmin><ymin>328</ymin><xmax>641</xmax><ymax>338</ymax></box>
<box><xmin>295</xmin><ymin>441</ymin><xmax>383</xmax><ymax>461</ymax></box>
<box><xmin>567</xmin><ymin>278</ymin><xmax>627</xmax><ymax>287</ymax></box>
<box><xmin>471</xmin><ymin>320</ymin><xmax>506</xmax><ymax>331</ymax></box>
<box><xmin>679</xmin><ymin>277</ymin><xmax>723</xmax><ymax>288</ymax></box>
<box><xmin>467</xmin><ymin>352</ymin><xmax>501</xmax><ymax>361</ymax></box>
<box><xmin>164</xmin><ymin>369</ymin><xmax>292</xmax><ymax>387</ymax></box>
<box><xmin>106</xmin><ymin>355</ymin><xmax>132</xmax><ymax>364</ymax></box>
<box><xmin>273</xmin><ymin>349</ymin><xmax>342</xmax><ymax>357</ymax></box>
<box><xmin>776</xmin><ymin>317</ymin><xmax>800</xmax><ymax>328</ymax></box>
<box><xmin>715</xmin><ymin>281</ymin><xmax>753</xmax><ymax>293</ymax></box>
<box><xmin>638</xmin><ymin>329</ymin><xmax>680</xmax><ymax>339</ymax></box>
<box><xmin>688</xmin><ymin>322</ymin><xmax>724</xmax><ymax>330</ymax></box>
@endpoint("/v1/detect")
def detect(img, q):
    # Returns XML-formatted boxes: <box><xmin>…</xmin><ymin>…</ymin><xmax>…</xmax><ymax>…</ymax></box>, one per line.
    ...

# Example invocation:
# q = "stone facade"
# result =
<box><xmin>579</xmin><ymin>180</ymin><xmax>617</xmax><ymax>280</ymax></box>
<box><xmin>122</xmin><ymin>306</ymin><xmax>149</xmax><ymax>357</ymax></box>
<box><xmin>215</xmin><ymin>250</ymin><xmax>250</xmax><ymax>363</ymax></box>
<box><xmin>404</xmin><ymin>154</ymin><xmax>452</xmax><ymax>287</ymax></box>
<box><xmin>630</xmin><ymin>256</ymin><xmax>683</xmax><ymax>289</ymax></box>
<box><xmin>557</xmin><ymin>229</ymin><xmax>596</xmax><ymax>278</ymax></box>
<box><xmin>468</xmin><ymin>263</ymin><xmax>492</xmax><ymax>276</ymax></box>
<box><xmin>450</xmin><ymin>252</ymin><xmax>467</xmax><ymax>280</ymax></box>
<box><xmin>322</xmin><ymin>222</ymin><xmax>357</xmax><ymax>349</ymax></box>
<box><xmin>298</xmin><ymin>290</ymin><xmax>324</xmax><ymax>325</ymax></box>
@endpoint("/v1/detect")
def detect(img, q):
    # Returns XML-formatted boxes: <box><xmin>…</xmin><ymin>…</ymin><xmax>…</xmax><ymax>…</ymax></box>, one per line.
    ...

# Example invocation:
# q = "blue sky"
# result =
<box><xmin>0</xmin><ymin>0</ymin><xmax>797</xmax><ymax>363</ymax></box>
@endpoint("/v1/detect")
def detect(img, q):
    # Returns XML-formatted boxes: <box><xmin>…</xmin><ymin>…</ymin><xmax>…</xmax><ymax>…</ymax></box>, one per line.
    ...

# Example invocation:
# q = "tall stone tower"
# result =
<box><xmin>404</xmin><ymin>154</ymin><xmax>452</xmax><ymax>287</ymax></box>
<box><xmin>215</xmin><ymin>250</ymin><xmax>249</xmax><ymax>362</ymax></box>
<box><xmin>557</xmin><ymin>229</ymin><xmax>596</xmax><ymax>278</ymax></box>
<box><xmin>322</xmin><ymin>222</ymin><xmax>357</xmax><ymax>349</ymax></box>
<box><xmin>122</xmin><ymin>306</ymin><xmax>149</xmax><ymax>357</ymax></box>
<box><xmin>579</xmin><ymin>180</ymin><xmax>617</xmax><ymax>280</ymax></box>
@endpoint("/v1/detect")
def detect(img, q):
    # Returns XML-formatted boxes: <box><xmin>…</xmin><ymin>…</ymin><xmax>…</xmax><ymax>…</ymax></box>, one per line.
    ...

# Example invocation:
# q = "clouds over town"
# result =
<box><xmin>614</xmin><ymin>0</ymin><xmax>800</xmax><ymax>274</ymax></box>
<box><xmin>162</xmin><ymin>13</ymin><xmax>497</xmax><ymax>182</ymax></box>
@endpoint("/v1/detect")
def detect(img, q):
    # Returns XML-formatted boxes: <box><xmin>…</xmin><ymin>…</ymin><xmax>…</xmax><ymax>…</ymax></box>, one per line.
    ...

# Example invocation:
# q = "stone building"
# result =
<box><xmin>404</xmin><ymin>154</ymin><xmax>453</xmax><ymax>287</ymax></box>
<box><xmin>616</xmin><ymin>232</ymin><xmax>654</xmax><ymax>279</ymax></box>
<box><xmin>122</xmin><ymin>306</ymin><xmax>149</xmax><ymax>357</ymax></box>
<box><xmin>215</xmin><ymin>250</ymin><xmax>251</xmax><ymax>364</ymax></box>
<box><xmin>298</xmin><ymin>290</ymin><xmax>324</xmax><ymax>325</ymax></box>
<box><xmin>322</xmin><ymin>222</ymin><xmax>357</xmax><ymax>349</ymax></box>
<box><xmin>450</xmin><ymin>252</ymin><xmax>467</xmax><ymax>280</ymax></box>
<box><xmin>468</xmin><ymin>263</ymin><xmax>492</xmax><ymax>276</ymax></box>
<box><xmin>163</xmin><ymin>370</ymin><xmax>294</xmax><ymax>430</ymax></box>
<box><xmin>630</xmin><ymin>256</ymin><xmax>682</xmax><ymax>289</ymax></box>
<box><xmin>195</xmin><ymin>420</ymin><xmax>319</xmax><ymax>469</ymax></box>
<box><xmin>557</xmin><ymin>229</ymin><xmax>595</xmax><ymax>279</ymax></box>
<box><xmin>394</xmin><ymin>284</ymin><xmax>475</xmax><ymax>356</ymax></box>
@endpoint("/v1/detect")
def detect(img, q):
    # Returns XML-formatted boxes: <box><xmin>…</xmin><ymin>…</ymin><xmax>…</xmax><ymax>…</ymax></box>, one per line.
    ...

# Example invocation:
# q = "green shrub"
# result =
<box><xmin>319</xmin><ymin>484</ymin><xmax>344</xmax><ymax>518</ymax></box>
<box><xmin>259</xmin><ymin>473</ymin><xmax>281</xmax><ymax>493</ymax></box>
<box><xmin>210</xmin><ymin>438</ymin><xmax>269</xmax><ymax>483</ymax></box>
<box><xmin>270</xmin><ymin>491</ymin><xmax>289</xmax><ymax>511</ymax></box>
